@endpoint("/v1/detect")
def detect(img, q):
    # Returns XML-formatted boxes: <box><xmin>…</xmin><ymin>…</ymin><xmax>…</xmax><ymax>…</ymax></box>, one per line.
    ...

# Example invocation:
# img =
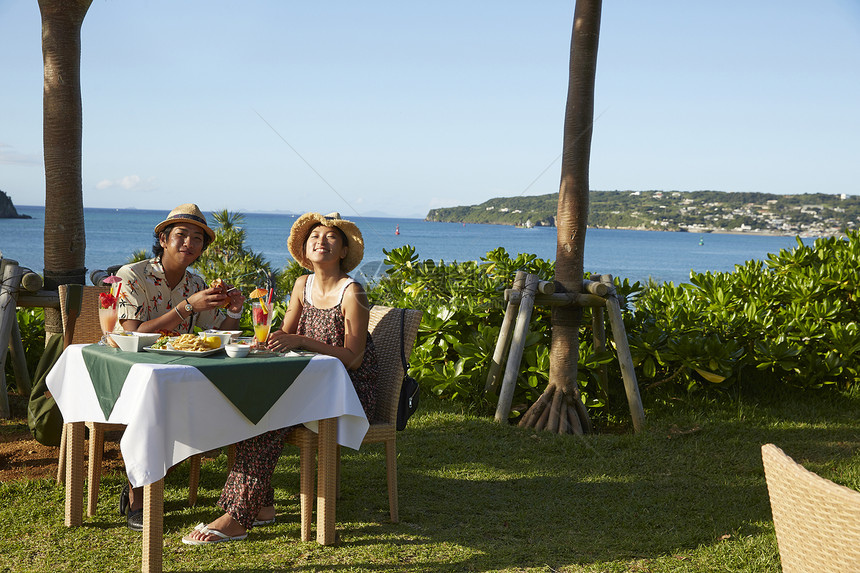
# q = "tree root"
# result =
<box><xmin>519</xmin><ymin>384</ymin><xmax>591</xmax><ymax>434</ymax></box>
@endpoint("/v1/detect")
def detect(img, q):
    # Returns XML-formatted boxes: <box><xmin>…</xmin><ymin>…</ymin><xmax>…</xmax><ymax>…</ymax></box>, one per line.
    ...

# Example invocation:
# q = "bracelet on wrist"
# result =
<box><xmin>225</xmin><ymin>308</ymin><xmax>242</xmax><ymax>320</ymax></box>
<box><xmin>174</xmin><ymin>306</ymin><xmax>185</xmax><ymax>321</ymax></box>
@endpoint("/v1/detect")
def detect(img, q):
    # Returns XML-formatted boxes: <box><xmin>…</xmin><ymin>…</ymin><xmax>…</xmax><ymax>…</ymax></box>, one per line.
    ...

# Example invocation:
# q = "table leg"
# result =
<box><xmin>316</xmin><ymin>417</ymin><xmax>338</xmax><ymax>545</ymax></box>
<box><xmin>142</xmin><ymin>479</ymin><xmax>164</xmax><ymax>573</ymax></box>
<box><xmin>64</xmin><ymin>422</ymin><xmax>84</xmax><ymax>527</ymax></box>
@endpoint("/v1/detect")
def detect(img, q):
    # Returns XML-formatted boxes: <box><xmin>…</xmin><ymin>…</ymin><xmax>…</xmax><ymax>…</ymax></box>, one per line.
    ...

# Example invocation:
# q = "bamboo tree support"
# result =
<box><xmin>589</xmin><ymin>274</ymin><xmax>609</xmax><ymax>404</ymax></box>
<box><xmin>484</xmin><ymin>271</ymin><xmax>526</xmax><ymax>394</ymax></box>
<box><xmin>0</xmin><ymin>259</ymin><xmax>24</xmax><ymax>417</ymax></box>
<box><xmin>597</xmin><ymin>274</ymin><xmax>646</xmax><ymax>433</ymax></box>
<box><xmin>494</xmin><ymin>273</ymin><xmax>539</xmax><ymax>423</ymax></box>
<box><xmin>490</xmin><ymin>270</ymin><xmax>646</xmax><ymax>433</ymax></box>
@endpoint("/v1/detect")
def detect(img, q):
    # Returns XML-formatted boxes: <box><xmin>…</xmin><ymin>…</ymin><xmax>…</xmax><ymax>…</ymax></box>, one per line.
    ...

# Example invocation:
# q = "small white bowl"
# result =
<box><xmin>109</xmin><ymin>332</ymin><xmax>160</xmax><ymax>352</ymax></box>
<box><xmin>224</xmin><ymin>343</ymin><xmax>250</xmax><ymax>358</ymax></box>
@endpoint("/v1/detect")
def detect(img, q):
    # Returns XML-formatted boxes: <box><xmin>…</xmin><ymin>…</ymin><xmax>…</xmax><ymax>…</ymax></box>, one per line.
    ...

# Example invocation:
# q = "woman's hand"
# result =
<box><xmin>266</xmin><ymin>329</ymin><xmax>301</xmax><ymax>353</ymax></box>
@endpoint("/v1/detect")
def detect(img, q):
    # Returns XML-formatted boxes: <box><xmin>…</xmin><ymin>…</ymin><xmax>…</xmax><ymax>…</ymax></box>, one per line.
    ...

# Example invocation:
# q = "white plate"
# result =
<box><xmin>284</xmin><ymin>350</ymin><xmax>317</xmax><ymax>357</ymax></box>
<box><xmin>143</xmin><ymin>345</ymin><xmax>223</xmax><ymax>357</ymax></box>
<box><xmin>201</xmin><ymin>329</ymin><xmax>242</xmax><ymax>341</ymax></box>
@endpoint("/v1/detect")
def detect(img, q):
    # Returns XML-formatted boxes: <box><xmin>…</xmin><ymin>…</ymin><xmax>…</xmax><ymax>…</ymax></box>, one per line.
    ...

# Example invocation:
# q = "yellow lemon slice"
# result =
<box><xmin>205</xmin><ymin>336</ymin><xmax>222</xmax><ymax>349</ymax></box>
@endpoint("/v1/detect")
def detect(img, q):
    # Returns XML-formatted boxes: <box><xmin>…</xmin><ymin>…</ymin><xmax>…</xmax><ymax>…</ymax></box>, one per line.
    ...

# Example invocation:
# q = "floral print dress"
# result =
<box><xmin>216</xmin><ymin>274</ymin><xmax>378</xmax><ymax>530</ymax></box>
<box><xmin>298</xmin><ymin>274</ymin><xmax>379</xmax><ymax>419</ymax></box>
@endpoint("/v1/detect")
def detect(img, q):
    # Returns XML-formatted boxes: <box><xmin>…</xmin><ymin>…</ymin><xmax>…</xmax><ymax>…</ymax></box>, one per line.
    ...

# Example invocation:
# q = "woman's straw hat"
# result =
<box><xmin>153</xmin><ymin>203</ymin><xmax>216</xmax><ymax>242</ymax></box>
<box><xmin>288</xmin><ymin>212</ymin><xmax>364</xmax><ymax>272</ymax></box>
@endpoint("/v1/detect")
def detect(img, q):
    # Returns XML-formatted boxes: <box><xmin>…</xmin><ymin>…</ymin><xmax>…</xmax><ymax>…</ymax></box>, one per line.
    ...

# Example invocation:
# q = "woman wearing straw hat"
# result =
<box><xmin>115</xmin><ymin>203</ymin><xmax>245</xmax><ymax>531</ymax></box>
<box><xmin>182</xmin><ymin>212</ymin><xmax>378</xmax><ymax>545</ymax></box>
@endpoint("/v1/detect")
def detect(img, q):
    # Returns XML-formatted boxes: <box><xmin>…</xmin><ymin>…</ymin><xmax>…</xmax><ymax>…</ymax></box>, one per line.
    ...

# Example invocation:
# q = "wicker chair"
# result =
<box><xmin>286</xmin><ymin>305</ymin><xmax>422</xmax><ymax>540</ymax></box>
<box><xmin>761</xmin><ymin>443</ymin><xmax>860</xmax><ymax>572</ymax></box>
<box><xmin>56</xmin><ymin>285</ymin><xmax>204</xmax><ymax>516</ymax></box>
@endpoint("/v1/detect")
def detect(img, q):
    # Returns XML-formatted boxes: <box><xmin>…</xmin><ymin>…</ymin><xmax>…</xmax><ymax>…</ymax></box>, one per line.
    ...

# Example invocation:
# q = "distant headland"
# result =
<box><xmin>426</xmin><ymin>190</ymin><xmax>859</xmax><ymax>236</ymax></box>
<box><xmin>0</xmin><ymin>190</ymin><xmax>32</xmax><ymax>219</ymax></box>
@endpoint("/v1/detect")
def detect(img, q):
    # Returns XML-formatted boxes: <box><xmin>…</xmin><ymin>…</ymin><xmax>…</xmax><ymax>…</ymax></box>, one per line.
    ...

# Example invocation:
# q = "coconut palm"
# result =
<box><xmin>519</xmin><ymin>0</ymin><xmax>602</xmax><ymax>433</ymax></box>
<box><xmin>38</xmin><ymin>0</ymin><xmax>92</xmax><ymax>336</ymax></box>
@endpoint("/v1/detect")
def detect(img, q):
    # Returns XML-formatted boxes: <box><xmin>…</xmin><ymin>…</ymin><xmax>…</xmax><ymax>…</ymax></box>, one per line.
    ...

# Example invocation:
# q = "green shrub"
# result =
<box><xmin>630</xmin><ymin>231</ymin><xmax>860</xmax><ymax>393</ymax></box>
<box><xmin>367</xmin><ymin>246</ymin><xmax>623</xmax><ymax>418</ymax></box>
<box><xmin>4</xmin><ymin>306</ymin><xmax>44</xmax><ymax>396</ymax></box>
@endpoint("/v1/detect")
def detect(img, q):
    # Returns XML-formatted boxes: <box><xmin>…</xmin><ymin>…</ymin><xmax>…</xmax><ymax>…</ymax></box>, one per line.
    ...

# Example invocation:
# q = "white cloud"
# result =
<box><xmin>0</xmin><ymin>143</ymin><xmax>41</xmax><ymax>166</ymax></box>
<box><xmin>95</xmin><ymin>175</ymin><xmax>157</xmax><ymax>192</ymax></box>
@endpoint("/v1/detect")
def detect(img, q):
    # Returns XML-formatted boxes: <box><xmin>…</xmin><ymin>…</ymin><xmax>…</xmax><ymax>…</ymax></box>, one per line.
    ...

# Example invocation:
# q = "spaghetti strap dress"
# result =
<box><xmin>215</xmin><ymin>274</ymin><xmax>379</xmax><ymax>530</ymax></box>
<box><xmin>299</xmin><ymin>274</ymin><xmax>379</xmax><ymax>418</ymax></box>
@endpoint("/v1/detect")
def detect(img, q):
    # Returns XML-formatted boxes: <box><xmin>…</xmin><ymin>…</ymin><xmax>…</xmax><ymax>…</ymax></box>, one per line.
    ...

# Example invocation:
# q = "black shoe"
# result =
<box><xmin>119</xmin><ymin>483</ymin><xmax>129</xmax><ymax>516</ymax></box>
<box><xmin>126</xmin><ymin>508</ymin><xmax>143</xmax><ymax>532</ymax></box>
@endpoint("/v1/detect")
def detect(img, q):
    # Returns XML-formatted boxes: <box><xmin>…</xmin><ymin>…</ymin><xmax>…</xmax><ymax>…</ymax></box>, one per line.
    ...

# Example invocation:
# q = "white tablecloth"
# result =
<box><xmin>46</xmin><ymin>344</ymin><xmax>369</xmax><ymax>487</ymax></box>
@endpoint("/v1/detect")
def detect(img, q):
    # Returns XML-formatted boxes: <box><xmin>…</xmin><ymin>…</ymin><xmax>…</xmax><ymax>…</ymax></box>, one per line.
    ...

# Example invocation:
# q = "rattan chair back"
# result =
<box><xmin>367</xmin><ymin>305</ymin><xmax>422</xmax><ymax>424</ymax></box>
<box><xmin>762</xmin><ymin>443</ymin><xmax>860</xmax><ymax>572</ymax></box>
<box><xmin>58</xmin><ymin>285</ymin><xmax>108</xmax><ymax>344</ymax></box>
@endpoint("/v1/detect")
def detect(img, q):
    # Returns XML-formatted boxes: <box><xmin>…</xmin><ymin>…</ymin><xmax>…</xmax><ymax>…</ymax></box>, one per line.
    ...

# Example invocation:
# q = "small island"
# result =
<box><xmin>0</xmin><ymin>190</ymin><xmax>32</xmax><ymax>219</ymax></box>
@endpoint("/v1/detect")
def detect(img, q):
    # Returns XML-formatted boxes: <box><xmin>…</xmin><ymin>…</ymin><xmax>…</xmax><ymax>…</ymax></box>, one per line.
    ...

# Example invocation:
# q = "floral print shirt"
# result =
<box><xmin>115</xmin><ymin>257</ymin><xmax>225</xmax><ymax>334</ymax></box>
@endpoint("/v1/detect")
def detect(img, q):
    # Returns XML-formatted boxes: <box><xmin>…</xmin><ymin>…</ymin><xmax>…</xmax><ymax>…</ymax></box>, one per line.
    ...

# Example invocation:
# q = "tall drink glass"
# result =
<box><xmin>251</xmin><ymin>301</ymin><xmax>273</xmax><ymax>349</ymax></box>
<box><xmin>98</xmin><ymin>306</ymin><xmax>118</xmax><ymax>346</ymax></box>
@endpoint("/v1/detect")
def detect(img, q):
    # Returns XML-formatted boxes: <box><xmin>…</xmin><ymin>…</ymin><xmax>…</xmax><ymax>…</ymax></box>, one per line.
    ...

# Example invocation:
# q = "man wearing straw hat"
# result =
<box><xmin>114</xmin><ymin>203</ymin><xmax>245</xmax><ymax>531</ymax></box>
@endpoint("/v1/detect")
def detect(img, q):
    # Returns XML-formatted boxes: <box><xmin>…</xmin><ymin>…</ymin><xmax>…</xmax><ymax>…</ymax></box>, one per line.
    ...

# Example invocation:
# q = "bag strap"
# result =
<box><xmin>399</xmin><ymin>308</ymin><xmax>408</xmax><ymax>376</ymax></box>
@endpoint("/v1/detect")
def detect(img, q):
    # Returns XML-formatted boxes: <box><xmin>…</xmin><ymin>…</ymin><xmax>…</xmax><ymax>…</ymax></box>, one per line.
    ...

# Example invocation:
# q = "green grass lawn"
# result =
<box><xmin>2</xmin><ymin>388</ymin><xmax>859</xmax><ymax>572</ymax></box>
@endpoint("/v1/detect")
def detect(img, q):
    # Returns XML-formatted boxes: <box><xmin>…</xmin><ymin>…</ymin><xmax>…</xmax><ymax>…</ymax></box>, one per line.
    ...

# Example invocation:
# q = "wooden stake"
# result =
<box><xmin>494</xmin><ymin>273</ymin><xmax>539</xmax><ymax>423</ymax></box>
<box><xmin>601</xmin><ymin>275</ymin><xmax>646</xmax><ymax>433</ymax></box>
<box><xmin>590</xmin><ymin>274</ymin><xmax>609</xmax><ymax>405</ymax></box>
<box><xmin>505</xmin><ymin>290</ymin><xmax>606</xmax><ymax>308</ymax></box>
<box><xmin>0</xmin><ymin>259</ymin><xmax>23</xmax><ymax>418</ymax></box>
<box><xmin>485</xmin><ymin>271</ymin><xmax>526</xmax><ymax>394</ymax></box>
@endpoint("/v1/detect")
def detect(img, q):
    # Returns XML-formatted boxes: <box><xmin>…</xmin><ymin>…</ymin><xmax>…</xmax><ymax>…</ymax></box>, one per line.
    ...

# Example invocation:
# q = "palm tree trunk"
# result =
<box><xmin>38</xmin><ymin>0</ymin><xmax>92</xmax><ymax>336</ymax></box>
<box><xmin>520</xmin><ymin>0</ymin><xmax>601</xmax><ymax>434</ymax></box>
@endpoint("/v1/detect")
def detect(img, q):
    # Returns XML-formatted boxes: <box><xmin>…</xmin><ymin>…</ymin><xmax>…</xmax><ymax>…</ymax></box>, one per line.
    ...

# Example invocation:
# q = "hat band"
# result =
<box><xmin>167</xmin><ymin>213</ymin><xmax>208</xmax><ymax>226</ymax></box>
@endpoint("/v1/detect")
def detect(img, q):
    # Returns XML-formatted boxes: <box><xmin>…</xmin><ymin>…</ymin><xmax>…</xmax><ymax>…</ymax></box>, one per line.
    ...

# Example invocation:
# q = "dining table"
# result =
<box><xmin>46</xmin><ymin>343</ymin><xmax>369</xmax><ymax>573</ymax></box>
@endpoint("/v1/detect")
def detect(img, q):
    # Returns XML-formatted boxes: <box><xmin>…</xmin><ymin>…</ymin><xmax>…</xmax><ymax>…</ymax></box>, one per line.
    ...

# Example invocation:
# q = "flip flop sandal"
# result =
<box><xmin>182</xmin><ymin>523</ymin><xmax>248</xmax><ymax>545</ymax></box>
<box><xmin>252</xmin><ymin>516</ymin><xmax>276</xmax><ymax>527</ymax></box>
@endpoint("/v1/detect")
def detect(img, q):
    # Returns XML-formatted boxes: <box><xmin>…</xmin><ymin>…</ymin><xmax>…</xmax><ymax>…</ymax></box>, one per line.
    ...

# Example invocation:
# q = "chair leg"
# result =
<box><xmin>188</xmin><ymin>454</ymin><xmax>201</xmax><ymax>506</ymax></box>
<box><xmin>385</xmin><ymin>438</ymin><xmax>399</xmax><ymax>523</ymax></box>
<box><xmin>86</xmin><ymin>422</ymin><xmax>104</xmax><ymax>517</ymax></box>
<box><xmin>56</xmin><ymin>423</ymin><xmax>68</xmax><ymax>484</ymax></box>
<box><xmin>227</xmin><ymin>443</ymin><xmax>236</xmax><ymax>470</ymax></box>
<box><xmin>298</xmin><ymin>440</ymin><xmax>315</xmax><ymax>542</ymax></box>
<box><xmin>336</xmin><ymin>444</ymin><xmax>341</xmax><ymax>499</ymax></box>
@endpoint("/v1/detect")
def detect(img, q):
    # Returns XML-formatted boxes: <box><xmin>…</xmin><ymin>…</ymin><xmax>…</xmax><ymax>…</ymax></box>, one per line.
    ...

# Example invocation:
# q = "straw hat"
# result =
<box><xmin>288</xmin><ymin>212</ymin><xmax>364</xmax><ymax>272</ymax></box>
<box><xmin>153</xmin><ymin>203</ymin><xmax>216</xmax><ymax>242</ymax></box>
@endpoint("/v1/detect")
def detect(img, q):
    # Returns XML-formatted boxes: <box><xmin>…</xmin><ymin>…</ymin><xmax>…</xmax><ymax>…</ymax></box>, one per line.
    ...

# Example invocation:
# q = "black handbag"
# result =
<box><xmin>395</xmin><ymin>309</ymin><xmax>419</xmax><ymax>431</ymax></box>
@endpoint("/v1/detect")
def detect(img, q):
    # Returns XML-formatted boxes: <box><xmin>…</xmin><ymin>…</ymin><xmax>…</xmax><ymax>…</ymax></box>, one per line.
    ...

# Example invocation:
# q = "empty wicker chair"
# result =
<box><xmin>286</xmin><ymin>304</ymin><xmax>422</xmax><ymax>540</ymax></box>
<box><xmin>56</xmin><ymin>284</ymin><xmax>203</xmax><ymax>516</ymax></box>
<box><xmin>761</xmin><ymin>443</ymin><xmax>860</xmax><ymax>572</ymax></box>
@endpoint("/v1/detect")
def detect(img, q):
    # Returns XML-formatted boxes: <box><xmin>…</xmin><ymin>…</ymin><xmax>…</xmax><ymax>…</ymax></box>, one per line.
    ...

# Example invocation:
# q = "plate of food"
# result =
<box><xmin>144</xmin><ymin>333</ymin><xmax>224</xmax><ymax>356</ymax></box>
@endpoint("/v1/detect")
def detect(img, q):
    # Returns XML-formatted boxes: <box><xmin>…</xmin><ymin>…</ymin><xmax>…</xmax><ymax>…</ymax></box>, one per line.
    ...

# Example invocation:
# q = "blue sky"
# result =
<box><xmin>2</xmin><ymin>1</ymin><xmax>859</xmax><ymax>218</ymax></box>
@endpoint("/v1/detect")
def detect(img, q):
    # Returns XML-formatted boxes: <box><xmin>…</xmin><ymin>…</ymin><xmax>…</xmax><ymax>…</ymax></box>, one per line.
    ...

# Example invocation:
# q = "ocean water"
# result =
<box><xmin>1</xmin><ymin>205</ymin><xmax>815</xmax><ymax>286</ymax></box>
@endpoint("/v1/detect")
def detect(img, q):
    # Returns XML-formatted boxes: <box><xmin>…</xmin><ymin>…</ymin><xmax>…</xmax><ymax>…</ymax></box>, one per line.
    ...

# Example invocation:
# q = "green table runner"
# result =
<box><xmin>81</xmin><ymin>345</ymin><xmax>313</xmax><ymax>424</ymax></box>
<box><xmin>81</xmin><ymin>345</ymin><xmax>183</xmax><ymax>419</ymax></box>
